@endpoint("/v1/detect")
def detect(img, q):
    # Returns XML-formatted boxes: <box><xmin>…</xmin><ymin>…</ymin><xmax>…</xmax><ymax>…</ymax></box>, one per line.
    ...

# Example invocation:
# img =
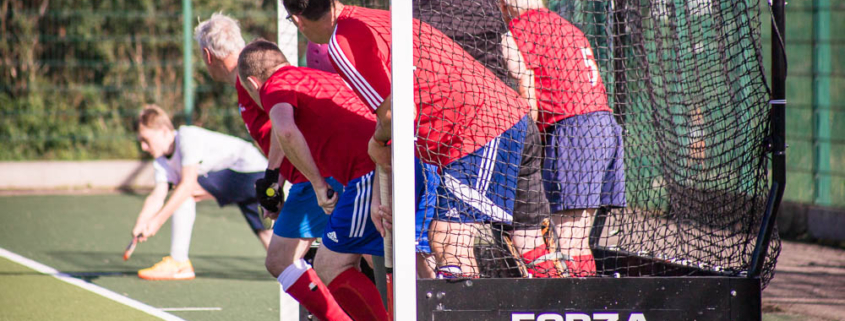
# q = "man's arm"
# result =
<box><xmin>373</xmin><ymin>94</ymin><xmax>392</xmax><ymax>143</ymax></box>
<box><xmin>267</xmin><ymin>130</ymin><xmax>285</xmax><ymax>171</ymax></box>
<box><xmin>140</xmin><ymin>165</ymin><xmax>200</xmax><ymax>239</ymax></box>
<box><xmin>268</xmin><ymin>102</ymin><xmax>337</xmax><ymax>213</ymax></box>
<box><xmin>502</xmin><ymin>31</ymin><xmax>538</xmax><ymax>120</ymax></box>
<box><xmin>132</xmin><ymin>182</ymin><xmax>168</xmax><ymax>238</ymax></box>
<box><xmin>369</xmin><ymin>94</ymin><xmax>392</xmax><ymax>170</ymax></box>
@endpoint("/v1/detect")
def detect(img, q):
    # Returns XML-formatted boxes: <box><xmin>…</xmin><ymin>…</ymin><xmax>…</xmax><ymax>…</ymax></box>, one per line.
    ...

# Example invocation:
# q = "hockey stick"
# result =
<box><xmin>541</xmin><ymin>218</ymin><xmax>569</xmax><ymax>277</ymax></box>
<box><xmin>123</xmin><ymin>234</ymin><xmax>142</xmax><ymax>261</ymax></box>
<box><xmin>501</xmin><ymin>231</ymin><xmax>530</xmax><ymax>277</ymax></box>
<box><xmin>377</xmin><ymin>165</ymin><xmax>394</xmax><ymax>320</ymax></box>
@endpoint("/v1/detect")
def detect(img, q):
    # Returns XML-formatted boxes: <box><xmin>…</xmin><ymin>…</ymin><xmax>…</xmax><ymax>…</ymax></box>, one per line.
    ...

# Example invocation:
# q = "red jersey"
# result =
<box><xmin>508</xmin><ymin>9</ymin><xmax>612</xmax><ymax>131</ymax></box>
<box><xmin>259</xmin><ymin>66</ymin><xmax>376</xmax><ymax>186</ymax></box>
<box><xmin>236</xmin><ymin>77</ymin><xmax>307</xmax><ymax>184</ymax></box>
<box><xmin>329</xmin><ymin>6</ymin><xmax>528</xmax><ymax>167</ymax></box>
<box><xmin>329</xmin><ymin>6</ymin><xmax>391</xmax><ymax>112</ymax></box>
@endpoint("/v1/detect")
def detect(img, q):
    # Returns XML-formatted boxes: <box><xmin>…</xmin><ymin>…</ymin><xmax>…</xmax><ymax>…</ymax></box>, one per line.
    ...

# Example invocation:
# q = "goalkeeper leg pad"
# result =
<box><xmin>280</xmin><ymin>260</ymin><xmax>352</xmax><ymax>321</ymax></box>
<box><xmin>328</xmin><ymin>267</ymin><xmax>389</xmax><ymax>321</ymax></box>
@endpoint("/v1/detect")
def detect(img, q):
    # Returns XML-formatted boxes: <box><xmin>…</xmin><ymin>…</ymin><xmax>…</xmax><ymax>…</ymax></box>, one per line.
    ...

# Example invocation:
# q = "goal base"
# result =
<box><xmin>417</xmin><ymin>277</ymin><xmax>761</xmax><ymax>321</ymax></box>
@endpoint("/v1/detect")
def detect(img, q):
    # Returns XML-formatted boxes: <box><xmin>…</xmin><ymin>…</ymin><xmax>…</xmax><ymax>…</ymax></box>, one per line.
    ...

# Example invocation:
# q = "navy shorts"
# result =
<box><xmin>416</xmin><ymin>158</ymin><xmax>440</xmax><ymax>253</ymax></box>
<box><xmin>273</xmin><ymin>178</ymin><xmax>344</xmax><ymax>239</ymax></box>
<box><xmin>197</xmin><ymin>169</ymin><xmax>266</xmax><ymax>232</ymax></box>
<box><xmin>322</xmin><ymin>171</ymin><xmax>384</xmax><ymax>256</ymax></box>
<box><xmin>543</xmin><ymin>111</ymin><xmax>626</xmax><ymax>211</ymax></box>
<box><xmin>434</xmin><ymin>116</ymin><xmax>529</xmax><ymax>224</ymax></box>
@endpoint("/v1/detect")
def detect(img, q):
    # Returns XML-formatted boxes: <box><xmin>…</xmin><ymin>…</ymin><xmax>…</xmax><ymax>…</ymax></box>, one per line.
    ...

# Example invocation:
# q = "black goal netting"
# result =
<box><xmin>410</xmin><ymin>0</ymin><xmax>780</xmax><ymax>287</ymax></box>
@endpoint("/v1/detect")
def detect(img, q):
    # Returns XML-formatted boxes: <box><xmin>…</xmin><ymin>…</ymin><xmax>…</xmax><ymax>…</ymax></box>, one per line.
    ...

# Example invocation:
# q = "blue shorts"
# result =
<box><xmin>543</xmin><ymin>111</ymin><xmax>627</xmax><ymax>211</ymax></box>
<box><xmin>273</xmin><ymin>178</ymin><xmax>344</xmax><ymax>239</ymax></box>
<box><xmin>197</xmin><ymin>169</ymin><xmax>265</xmax><ymax>232</ymax></box>
<box><xmin>321</xmin><ymin>171</ymin><xmax>384</xmax><ymax>256</ymax></box>
<box><xmin>434</xmin><ymin>116</ymin><xmax>529</xmax><ymax>224</ymax></box>
<box><xmin>416</xmin><ymin>159</ymin><xmax>440</xmax><ymax>253</ymax></box>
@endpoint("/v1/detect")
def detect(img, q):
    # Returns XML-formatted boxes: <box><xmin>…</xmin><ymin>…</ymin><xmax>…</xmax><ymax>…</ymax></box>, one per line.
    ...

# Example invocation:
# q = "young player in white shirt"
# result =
<box><xmin>130</xmin><ymin>105</ymin><xmax>271</xmax><ymax>280</ymax></box>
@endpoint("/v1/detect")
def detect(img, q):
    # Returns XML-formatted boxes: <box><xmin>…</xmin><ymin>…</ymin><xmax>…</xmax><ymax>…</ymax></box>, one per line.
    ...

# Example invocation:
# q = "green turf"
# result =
<box><xmin>0</xmin><ymin>256</ymin><xmax>162</xmax><ymax>321</ymax></box>
<box><xmin>0</xmin><ymin>193</ymin><xmax>810</xmax><ymax>320</ymax></box>
<box><xmin>0</xmin><ymin>194</ymin><xmax>278</xmax><ymax>321</ymax></box>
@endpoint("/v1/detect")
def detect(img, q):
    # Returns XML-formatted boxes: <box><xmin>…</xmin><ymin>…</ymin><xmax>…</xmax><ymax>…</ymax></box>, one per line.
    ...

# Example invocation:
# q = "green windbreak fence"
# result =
<box><xmin>548</xmin><ymin>0</ymin><xmax>844</xmax><ymax>209</ymax></box>
<box><xmin>759</xmin><ymin>1</ymin><xmax>845</xmax><ymax>208</ymax></box>
<box><xmin>0</xmin><ymin>0</ymin><xmax>279</xmax><ymax>160</ymax></box>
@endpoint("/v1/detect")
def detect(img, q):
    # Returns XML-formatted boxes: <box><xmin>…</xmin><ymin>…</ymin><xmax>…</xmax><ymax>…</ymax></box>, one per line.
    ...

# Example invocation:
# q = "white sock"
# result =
<box><xmin>170</xmin><ymin>198</ymin><xmax>196</xmax><ymax>263</ymax></box>
<box><xmin>278</xmin><ymin>259</ymin><xmax>311</xmax><ymax>292</ymax></box>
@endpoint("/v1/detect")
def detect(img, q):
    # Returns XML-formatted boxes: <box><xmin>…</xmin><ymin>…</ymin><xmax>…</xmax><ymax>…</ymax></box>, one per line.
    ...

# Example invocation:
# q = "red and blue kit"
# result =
<box><xmin>260</xmin><ymin>66</ymin><xmax>383</xmax><ymax>256</ymax></box>
<box><xmin>329</xmin><ymin>6</ymin><xmax>527</xmax><ymax>166</ymax></box>
<box><xmin>507</xmin><ymin>8</ymin><xmax>612</xmax><ymax>131</ymax></box>
<box><xmin>509</xmin><ymin>9</ymin><xmax>626</xmax><ymax>212</ymax></box>
<box><xmin>330</xmin><ymin>6</ymin><xmax>531</xmax><ymax>224</ymax></box>
<box><xmin>238</xmin><ymin>76</ymin><xmax>339</xmax><ymax>241</ymax></box>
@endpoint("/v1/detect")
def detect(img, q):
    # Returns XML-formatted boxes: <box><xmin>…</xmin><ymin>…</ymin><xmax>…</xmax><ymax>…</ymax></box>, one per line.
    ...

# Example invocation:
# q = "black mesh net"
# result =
<box><xmin>410</xmin><ymin>0</ymin><xmax>780</xmax><ymax>287</ymax></box>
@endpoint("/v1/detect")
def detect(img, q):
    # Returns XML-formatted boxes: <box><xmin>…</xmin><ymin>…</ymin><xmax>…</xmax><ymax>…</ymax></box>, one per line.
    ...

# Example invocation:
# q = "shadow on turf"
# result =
<box><xmin>47</xmin><ymin>251</ymin><xmax>273</xmax><ymax>281</ymax></box>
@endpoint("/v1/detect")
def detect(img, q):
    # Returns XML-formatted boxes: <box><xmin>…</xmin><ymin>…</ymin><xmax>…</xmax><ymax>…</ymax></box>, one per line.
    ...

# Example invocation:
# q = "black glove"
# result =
<box><xmin>255</xmin><ymin>168</ymin><xmax>283</xmax><ymax>213</ymax></box>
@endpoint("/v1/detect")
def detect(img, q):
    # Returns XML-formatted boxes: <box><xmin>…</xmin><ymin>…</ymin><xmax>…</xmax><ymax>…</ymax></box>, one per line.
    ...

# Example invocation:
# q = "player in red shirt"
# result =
<box><xmin>194</xmin><ymin>15</ymin><xmax>349</xmax><ymax>320</ymax></box>
<box><xmin>239</xmin><ymin>39</ymin><xmax>389</xmax><ymax>321</ymax></box>
<box><xmin>500</xmin><ymin>0</ymin><xmax>627</xmax><ymax>276</ymax></box>
<box><xmin>284</xmin><ymin>0</ymin><xmax>557</xmax><ymax>278</ymax></box>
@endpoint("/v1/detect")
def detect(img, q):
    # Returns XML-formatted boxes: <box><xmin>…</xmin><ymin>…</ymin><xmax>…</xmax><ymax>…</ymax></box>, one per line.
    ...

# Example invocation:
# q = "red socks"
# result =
<box><xmin>328</xmin><ymin>267</ymin><xmax>389</xmax><ymax>321</ymax></box>
<box><xmin>522</xmin><ymin>244</ymin><xmax>561</xmax><ymax>278</ymax></box>
<box><xmin>285</xmin><ymin>268</ymin><xmax>352</xmax><ymax>321</ymax></box>
<box><xmin>565</xmin><ymin>254</ymin><xmax>597</xmax><ymax>277</ymax></box>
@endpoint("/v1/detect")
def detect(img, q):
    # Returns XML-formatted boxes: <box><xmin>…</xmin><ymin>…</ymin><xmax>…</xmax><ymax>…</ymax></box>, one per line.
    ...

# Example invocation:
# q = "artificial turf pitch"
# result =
<box><xmin>0</xmin><ymin>194</ymin><xmax>279</xmax><ymax>321</ymax></box>
<box><xmin>0</xmin><ymin>193</ymin><xmax>802</xmax><ymax>321</ymax></box>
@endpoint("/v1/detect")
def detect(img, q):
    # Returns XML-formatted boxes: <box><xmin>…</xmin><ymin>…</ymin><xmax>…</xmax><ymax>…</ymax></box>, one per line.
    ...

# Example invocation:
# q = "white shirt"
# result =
<box><xmin>153</xmin><ymin>126</ymin><xmax>268</xmax><ymax>185</ymax></box>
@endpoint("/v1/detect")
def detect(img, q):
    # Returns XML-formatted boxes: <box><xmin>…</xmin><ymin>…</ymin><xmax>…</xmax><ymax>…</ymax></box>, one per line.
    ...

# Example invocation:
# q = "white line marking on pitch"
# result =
<box><xmin>160</xmin><ymin>307</ymin><xmax>222</xmax><ymax>312</ymax></box>
<box><xmin>0</xmin><ymin>247</ymin><xmax>186</xmax><ymax>321</ymax></box>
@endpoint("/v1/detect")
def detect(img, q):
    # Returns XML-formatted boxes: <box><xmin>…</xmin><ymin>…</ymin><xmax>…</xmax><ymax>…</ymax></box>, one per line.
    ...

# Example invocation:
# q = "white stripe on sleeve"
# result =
<box><xmin>328</xmin><ymin>30</ymin><xmax>385</xmax><ymax>111</ymax></box>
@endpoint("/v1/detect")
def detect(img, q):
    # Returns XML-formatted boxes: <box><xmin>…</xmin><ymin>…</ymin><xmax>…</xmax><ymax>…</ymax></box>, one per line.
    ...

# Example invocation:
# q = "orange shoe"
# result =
<box><xmin>138</xmin><ymin>256</ymin><xmax>195</xmax><ymax>280</ymax></box>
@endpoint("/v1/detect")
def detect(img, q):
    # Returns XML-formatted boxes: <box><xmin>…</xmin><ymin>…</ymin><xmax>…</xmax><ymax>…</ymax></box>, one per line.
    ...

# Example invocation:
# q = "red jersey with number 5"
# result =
<box><xmin>236</xmin><ymin>77</ymin><xmax>307</xmax><ymax>184</ymax></box>
<box><xmin>508</xmin><ymin>9</ymin><xmax>612</xmax><ymax>131</ymax></box>
<box><xmin>329</xmin><ymin>6</ymin><xmax>528</xmax><ymax>167</ymax></box>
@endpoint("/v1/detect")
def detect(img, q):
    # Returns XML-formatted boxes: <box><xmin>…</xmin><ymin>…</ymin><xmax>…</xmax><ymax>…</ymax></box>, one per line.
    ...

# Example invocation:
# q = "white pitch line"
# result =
<box><xmin>160</xmin><ymin>307</ymin><xmax>222</xmax><ymax>312</ymax></box>
<box><xmin>0</xmin><ymin>247</ymin><xmax>186</xmax><ymax>321</ymax></box>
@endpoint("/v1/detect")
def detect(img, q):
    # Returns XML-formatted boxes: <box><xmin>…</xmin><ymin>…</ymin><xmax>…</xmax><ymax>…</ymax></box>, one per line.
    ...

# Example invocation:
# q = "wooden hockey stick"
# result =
<box><xmin>378</xmin><ymin>165</ymin><xmax>394</xmax><ymax>320</ymax></box>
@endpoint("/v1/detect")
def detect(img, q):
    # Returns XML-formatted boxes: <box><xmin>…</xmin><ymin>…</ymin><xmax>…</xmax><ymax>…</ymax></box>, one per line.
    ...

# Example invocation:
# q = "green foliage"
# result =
<box><xmin>0</xmin><ymin>0</ymin><xmax>277</xmax><ymax>160</ymax></box>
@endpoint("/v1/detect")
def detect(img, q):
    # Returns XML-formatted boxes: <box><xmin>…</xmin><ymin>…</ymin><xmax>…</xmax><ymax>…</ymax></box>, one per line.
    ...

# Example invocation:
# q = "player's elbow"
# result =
<box><xmin>274</xmin><ymin>125</ymin><xmax>297</xmax><ymax>143</ymax></box>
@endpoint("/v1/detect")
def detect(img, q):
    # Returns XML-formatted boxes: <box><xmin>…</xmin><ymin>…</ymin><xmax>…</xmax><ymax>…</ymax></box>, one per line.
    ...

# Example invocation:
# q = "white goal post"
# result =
<box><xmin>390</xmin><ymin>0</ymin><xmax>418</xmax><ymax>320</ymax></box>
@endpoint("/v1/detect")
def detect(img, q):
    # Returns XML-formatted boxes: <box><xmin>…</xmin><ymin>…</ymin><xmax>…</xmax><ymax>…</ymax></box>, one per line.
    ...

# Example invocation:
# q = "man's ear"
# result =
<box><xmin>202</xmin><ymin>47</ymin><xmax>214</xmax><ymax>65</ymax></box>
<box><xmin>246</xmin><ymin>76</ymin><xmax>261</xmax><ymax>91</ymax></box>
